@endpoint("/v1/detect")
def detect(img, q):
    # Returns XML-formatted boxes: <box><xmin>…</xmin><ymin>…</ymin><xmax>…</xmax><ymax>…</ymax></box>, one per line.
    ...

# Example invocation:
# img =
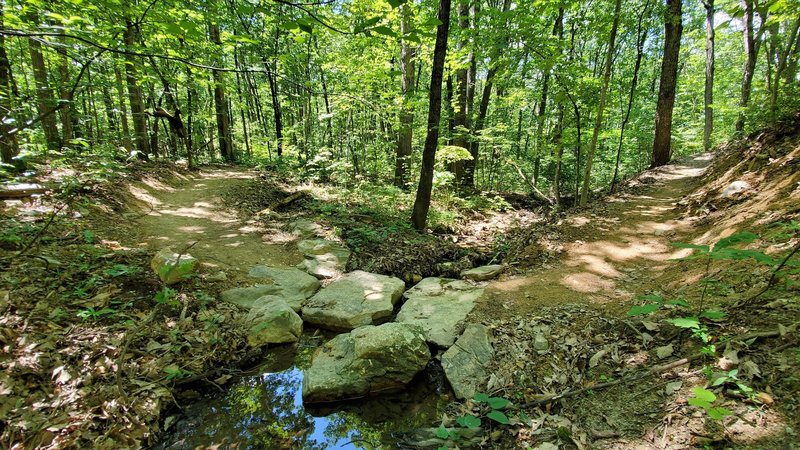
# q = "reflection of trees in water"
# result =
<box><xmin>156</xmin><ymin>352</ymin><xmax>446</xmax><ymax>449</ymax></box>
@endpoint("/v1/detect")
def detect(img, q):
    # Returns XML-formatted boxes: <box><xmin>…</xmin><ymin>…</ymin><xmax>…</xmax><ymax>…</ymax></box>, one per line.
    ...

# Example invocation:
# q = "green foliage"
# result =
<box><xmin>76</xmin><ymin>307</ymin><xmax>116</xmax><ymax>320</ymax></box>
<box><xmin>688</xmin><ymin>387</ymin><xmax>732</xmax><ymax>421</ymax></box>
<box><xmin>154</xmin><ymin>287</ymin><xmax>180</xmax><ymax>308</ymax></box>
<box><xmin>163</xmin><ymin>365</ymin><xmax>193</xmax><ymax>381</ymax></box>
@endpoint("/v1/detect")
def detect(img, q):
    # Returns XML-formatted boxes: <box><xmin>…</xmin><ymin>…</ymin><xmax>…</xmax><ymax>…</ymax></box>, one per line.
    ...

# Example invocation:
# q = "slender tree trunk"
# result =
<box><xmin>703</xmin><ymin>0</ymin><xmax>714</xmax><ymax>151</ymax></box>
<box><xmin>186</xmin><ymin>67</ymin><xmax>194</xmax><ymax>168</ymax></box>
<box><xmin>28</xmin><ymin>31</ymin><xmax>61</xmax><ymax>150</ymax></box>
<box><xmin>114</xmin><ymin>64</ymin><xmax>133</xmax><ymax>150</ymax></box>
<box><xmin>209</xmin><ymin>23</ymin><xmax>234</xmax><ymax>161</ymax></box>
<box><xmin>736</xmin><ymin>0</ymin><xmax>764</xmax><ymax>132</ymax></box>
<box><xmin>451</xmin><ymin>0</ymin><xmax>471</xmax><ymax>185</ymax></box>
<box><xmin>769</xmin><ymin>18</ymin><xmax>800</xmax><ymax>113</ymax></box>
<box><xmin>579</xmin><ymin>0</ymin><xmax>622</xmax><ymax>206</ymax></box>
<box><xmin>553</xmin><ymin>105</ymin><xmax>564</xmax><ymax>205</ymax></box>
<box><xmin>123</xmin><ymin>20</ymin><xmax>150</xmax><ymax>156</ymax></box>
<box><xmin>410</xmin><ymin>0</ymin><xmax>451</xmax><ymax>231</ymax></box>
<box><xmin>651</xmin><ymin>0</ymin><xmax>683</xmax><ymax>168</ymax></box>
<box><xmin>395</xmin><ymin>2</ymin><xmax>416</xmax><ymax>189</ymax></box>
<box><xmin>611</xmin><ymin>0</ymin><xmax>649</xmax><ymax>192</ymax></box>
<box><xmin>0</xmin><ymin>5</ymin><xmax>18</xmax><ymax>163</ymax></box>
<box><xmin>56</xmin><ymin>37</ymin><xmax>73</xmax><ymax>145</ymax></box>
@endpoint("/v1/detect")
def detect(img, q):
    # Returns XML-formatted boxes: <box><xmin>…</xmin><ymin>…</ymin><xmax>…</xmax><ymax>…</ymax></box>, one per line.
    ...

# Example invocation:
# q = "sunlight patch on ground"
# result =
<box><xmin>561</xmin><ymin>272</ymin><xmax>615</xmax><ymax>293</ymax></box>
<box><xmin>127</xmin><ymin>185</ymin><xmax>162</xmax><ymax>206</ymax></box>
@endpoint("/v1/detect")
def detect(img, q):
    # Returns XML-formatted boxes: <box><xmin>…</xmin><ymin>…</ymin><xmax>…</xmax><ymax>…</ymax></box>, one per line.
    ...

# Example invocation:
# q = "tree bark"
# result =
<box><xmin>579</xmin><ymin>0</ymin><xmax>622</xmax><ymax>206</ymax></box>
<box><xmin>703</xmin><ymin>0</ymin><xmax>714</xmax><ymax>152</ymax></box>
<box><xmin>394</xmin><ymin>2</ymin><xmax>416</xmax><ymax>189</ymax></box>
<box><xmin>123</xmin><ymin>20</ymin><xmax>150</xmax><ymax>156</ymax></box>
<box><xmin>651</xmin><ymin>0</ymin><xmax>683</xmax><ymax>168</ymax></box>
<box><xmin>56</xmin><ymin>37</ymin><xmax>73</xmax><ymax>145</ymax></box>
<box><xmin>736</xmin><ymin>0</ymin><xmax>767</xmax><ymax>132</ymax></box>
<box><xmin>114</xmin><ymin>64</ymin><xmax>133</xmax><ymax>150</ymax></box>
<box><xmin>410</xmin><ymin>0</ymin><xmax>451</xmax><ymax>231</ymax></box>
<box><xmin>28</xmin><ymin>30</ymin><xmax>61</xmax><ymax>151</ymax></box>
<box><xmin>450</xmin><ymin>0</ymin><xmax>471</xmax><ymax>186</ymax></box>
<box><xmin>0</xmin><ymin>9</ymin><xmax>17</xmax><ymax>163</ymax></box>
<box><xmin>209</xmin><ymin>23</ymin><xmax>234</xmax><ymax>162</ymax></box>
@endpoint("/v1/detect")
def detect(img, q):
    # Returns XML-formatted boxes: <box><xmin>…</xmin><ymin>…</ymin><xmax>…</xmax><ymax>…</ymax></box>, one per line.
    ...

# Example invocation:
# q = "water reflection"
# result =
<box><xmin>154</xmin><ymin>336</ymin><xmax>445</xmax><ymax>450</ymax></box>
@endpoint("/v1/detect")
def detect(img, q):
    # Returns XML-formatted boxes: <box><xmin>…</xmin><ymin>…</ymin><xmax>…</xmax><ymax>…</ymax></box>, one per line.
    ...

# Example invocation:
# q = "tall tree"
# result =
<box><xmin>735</xmin><ymin>0</ymin><xmax>766</xmax><ymax>132</ymax></box>
<box><xmin>394</xmin><ymin>2</ymin><xmax>416</xmax><ymax>189</ymax></box>
<box><xmin>123</xmin><ymin>19</ymin><xmax>150</xmax><ymax>156</ymax></box>
<box><xmin>0</xmin><ymin>2</ymin><xmax>18</xmax><ymax>163</ymax></box>
<box><xmin>703</xmin><ymin>0</ymin><xmax>714</xmax><ymax>151</ymax></box>
<box><xmin>450</xmin><ymin>0</ymin><xmax>472</xmax><ymax>187</ymax></box>
<box><xmin>651</xmin><ymin>0</ymin><xmax>683</xmax><ymax>168</ymax></box>
<box><xmin>209</xmin><ymin>22</ymin><xmax>234</xmax><ymax>162</ymax></box>
<box><xmin>27</xmin><ymin>17</ymin><xmax>61</xmax><ymax>151</ymax></box>
<box><xmin>579</xmin><ymin>0</ymin><xmax>622</xmax><ymax>206</ymax></box>
<box><xmin>410</xmin><ymin>0</ymin><xmax>452</xmax><ymax>231</ymax></box>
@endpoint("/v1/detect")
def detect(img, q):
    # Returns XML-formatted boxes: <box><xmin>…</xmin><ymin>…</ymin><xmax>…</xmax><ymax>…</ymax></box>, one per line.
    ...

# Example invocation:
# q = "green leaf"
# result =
<box><xmin>371</xmin><ymin>26</ymin><xmax>396</xmax><ymax>37</ymax></box>
<box><xmin>713</xmin><ymin>231</ymin><xmax>758</xmax><ymax>252</ymax></box>
<box><xmin>83</xmin><ymin>230</ymin><xmax>95</xmax><ymax>244</ymax></box>
<box><xmin>473</xmin><ymin>392</ymin><xmax>490</xmax><ymax>403</ymax></box>
<box><xmin>487</xmin><ymin>397</ymin><xmax>511</xmax><ymax>409</ymax></box>
<box><xmin>627</xmin><ymin>303</ymin><xmax>660</xmax><ymax>316</ymax></box>
<box><xmin>669</xmin><ymin>316</ymin><xmax>700</xmax><ymax>329</ymax></box>
<box><xmin>486</xmin><ymin>410</ymin><xmax>510</xmax><ymax>425</ymax></box>
<box><xmin>672</xmin><ymin>242</ymin><xmax>710</xmax><ymax>252</ymax></box>
<box><xmin>700</xmin><ymin>310</ymin><xmax>726</xmax><ymax>320</ymax></box>
<box><xmin>666</xmin><ymin>299</ymin><xmax>690</xmax><ymax>307</ymax></box>
<box><xmin>434</xmin><ymin>425</ymin><xmax>449</xmax><ymax>439</ymax></box>
<box><xmin>456</xmin><ymin>414</ymin><xmax>481</xmax><ymax>428</ymax></box>
<box><xmin>386</xmin><ymin>0</ymin><xmax>406</xmax><ymax>7</ymax></box>
<box><xmin>421</xmin><ymin>17</ymin><xmax>444</xmax><ymax>28</ymax></box>
<box><xmin>707</xmin><ymin>407</ymin><xmax>732</xmax><ymax>420</ymax></box>
<box><xmin>692</xmin><ymin>387</ymin><xmax>717</xmax><ymax>403</ymax></box>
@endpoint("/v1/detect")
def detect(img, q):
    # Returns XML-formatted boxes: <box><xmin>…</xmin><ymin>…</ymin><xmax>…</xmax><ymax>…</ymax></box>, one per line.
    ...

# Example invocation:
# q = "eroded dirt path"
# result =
<box><xmin>481</xmin><ymin>154</ymin><xmax>712</xmax><ymax>317</ymax></box>
<box><xmin>126</xmin><ymin>169</ymin><xmax>302</xmax><ymax>274</ymax></box>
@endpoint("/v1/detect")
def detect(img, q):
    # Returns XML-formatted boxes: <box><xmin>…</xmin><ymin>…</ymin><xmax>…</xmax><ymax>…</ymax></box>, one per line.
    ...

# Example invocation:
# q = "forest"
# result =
<box><xmin>1</xmin><ymin>0</ymin><xmax>800</xmax><ymax>448</ymax></box>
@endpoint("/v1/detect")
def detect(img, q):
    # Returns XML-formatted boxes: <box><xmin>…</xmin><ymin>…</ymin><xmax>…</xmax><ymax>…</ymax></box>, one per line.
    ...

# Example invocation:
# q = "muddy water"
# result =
<box><xmin>153</xmin><ymin>333</ymin><xmax>447</xmax><ymax>450</ymax></box>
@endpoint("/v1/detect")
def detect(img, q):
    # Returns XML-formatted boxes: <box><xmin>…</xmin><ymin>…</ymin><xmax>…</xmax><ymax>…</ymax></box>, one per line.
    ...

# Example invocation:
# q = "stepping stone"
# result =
<box><xmin>441</xmin><ymin>324</ymin><xmax>494</xmax><ymax>399</ymax></box>
<box><xmin>246</xmin><ymin>297</ymin><xmax>303</xmax><ymax>348</ymax></box>
<box><xmin>150</xmin><ymin>247</ymin><xmax>198</xmax><ymax>285</ymax></box>
<box><xmin>461</xmin><ymin>264</ymin><xmax>505</xmax><ymax>281</ymax></box>
<box><xmin>222</xmin><ymin>266</ymin><xmax>320</xmax><ymax>311</ymax></box>
<box><xmin>296</xmin><ymin>239</ymin><xmax>351</xmax><ymax>279</ymax></box>
<box><xmin>302</xmin><ymin>322</ymin><xmax>430</xmax><ymax>403</ymax></box>
<box><xmin>302</xmin><ymin>270</ymin><xmax>405</xmax><ymax>331</ymax></box>
<box><xmin>396</xmin><ymin>277</ymin><xmax>484</xmax><ymax>348</ymax></box>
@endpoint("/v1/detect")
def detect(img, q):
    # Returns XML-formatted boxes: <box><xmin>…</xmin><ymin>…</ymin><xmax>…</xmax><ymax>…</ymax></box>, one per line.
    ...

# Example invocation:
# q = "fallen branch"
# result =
<box><xmin>509</xmin><ymin>161</ymin><xmax>554</xmax><ymax>205</ymax></box>
<box><xmin>255</xmin><ymin>190</ymin><xmax>308</xmax><ymax>216</ymax></box>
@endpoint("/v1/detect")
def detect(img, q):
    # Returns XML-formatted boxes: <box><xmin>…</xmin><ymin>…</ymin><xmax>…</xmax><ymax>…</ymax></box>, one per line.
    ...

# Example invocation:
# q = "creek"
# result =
<box><xmin>153</xmin><ymin>332</ymin><xmax>447</xmax><ymax>449</ymax></box>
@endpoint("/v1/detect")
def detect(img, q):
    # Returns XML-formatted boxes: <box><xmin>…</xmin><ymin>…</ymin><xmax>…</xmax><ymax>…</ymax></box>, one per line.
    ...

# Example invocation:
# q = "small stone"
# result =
<box><xmin>655</xmin><ymin>344</ymin><xmax>674</xmax><ymax>359</ymax></box>
<box><xmin>150</xmin><ymin>247</ymin><xmax>198</xmax><ymax>285</ymax></box>
<box><xmin>460</xmin><ymin>264</ymin><xmax>505</xmax><ymax>281</ymax></box>
<box><xmin>206</xmin><ymin>271</ymin><xmax>228</xmax><ymax>282</ymax></box>
<box><xmin>721</xmin><ymin>180</ymin><xmax>751</xmax><ymax>197</ymax></box>
<box><xmin>533</xmin><ymin>333</ymin><xmax>549</xmax><ymax>353</ymax></box>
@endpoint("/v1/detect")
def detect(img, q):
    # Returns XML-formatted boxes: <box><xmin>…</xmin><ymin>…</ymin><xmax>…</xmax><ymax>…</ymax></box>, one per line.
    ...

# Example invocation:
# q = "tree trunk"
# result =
<box><xmin>114</xmin><ymin>64</ymin><xmax>133</xmax><ymax>150</ymax></box>
<box><xmin>611</xmin><ymin>0</ymin><xmax>649</xmax><ymax>192</ymax></box>
<box><xmin>123</xmin><ymin>20</ymin><xmax>150</xmax><ymax>156</ymax></box>
<box><xmin>651</xmin><ymin>0</ymin><xmax>683</xmax><ymax>168</ymax></box>
<box><xmin>703</xmin><ymin>0</ymin><xmax>714</xmax><ymax>151</ymax></box>
<box><xmin>394</xmin><ymin>2</ymin><xmax>416</xmax><ymax>189</ymax></box>
<box><xmin>209</xmin><ymin>23</ymin><xmax>234</xmax><ymax>162</ymax></box>
<box><xmin>579</xmin><ymin>0</ymin><xmax>622</xmax><ymax>206</ymax></box>
<box><xmin>768</xmin><ymin>18</ymin><xmax>800</xmax><ymax>113</ymax></box>
<box><xmin>0</xmin><ymin>5</ymin><xmax>18</xmax><ymax>163</ymax></box>
<box><xmin>56</xmin><ymin>37</ymin><xmax>73</xmax><ymax>145</ymax></box>
<box><xmin>28</xmin><ymin>31</ymin><xmax>61</xmax><ymax>151</ymax></box>
<box><xmin>450</xmin><ymin>0</ymin><xmax>471</xmax><ymax>186</ymax></box>
<box><xmin>736</xmin><ymin>0</ymin><xmax>767</xmax><ymax>132</ymax></box>
<box><xmin>410</xmin><ymin>0</ymin><xmax>451</xmax><ymax>231</ymax></box>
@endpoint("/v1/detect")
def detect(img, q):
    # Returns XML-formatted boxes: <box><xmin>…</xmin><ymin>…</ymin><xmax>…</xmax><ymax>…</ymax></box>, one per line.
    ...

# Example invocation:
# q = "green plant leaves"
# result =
<box><xmin>688</xmin><ymin>387</ymin><xmax>716</xmax><ymax>408</ymax></box>
<box><xmin>627</xmin><ymin>303</ymin><xmax>660</xmax><ymax>316</ymax></box>
<box><xmin>486</xmin><ymin>410</ymin><xmax>510</xmax><ymax>425</ymax></box>
<box><xmin>713</xmin><ymin>231</ymin><xmax>758</xmax><ymax>251</ymax></box>
<box><xmin>707</xmin><ymin>407</ymin><xmax>732</xmax><ymax>420</ymax></box>
<box><xmin>669</xmin><ymin>316</ymin><xmax>700</xmax><ymax>329</ymax></box>
<box><xmin>456</xmin><ymin>414</ymin><xmax>481</xmax><ymax>428</ymax></box>
<box><xmin>434</xmin><ymin>425</ymin><xmax>449</xmax><ymax>439</ymax></box>
<box><xmin>699</xmin><ymin>309</ymin><xmax>726</xmax><ymax>320</ymax></box>
<box><xmin>486</xmin><ymin>397</ymin><xmax>511</xmax><ymax>409</ymax></box>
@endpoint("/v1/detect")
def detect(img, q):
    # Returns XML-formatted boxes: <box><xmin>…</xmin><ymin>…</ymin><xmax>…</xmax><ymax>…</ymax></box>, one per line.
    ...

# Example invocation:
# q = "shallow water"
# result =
<box><xmin>153</xmin><ymin>333</ymin><xmax>447</xmax><ymax>450</ymax></box>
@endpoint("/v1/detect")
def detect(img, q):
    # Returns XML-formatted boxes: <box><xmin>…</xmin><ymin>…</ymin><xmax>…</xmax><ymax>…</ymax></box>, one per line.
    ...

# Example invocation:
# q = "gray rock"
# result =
<box><xmin>302</xmin><ymin>270</ymin><xmax>405</xmax><ymax>331</ymax></box>
<box><xmin>289</xmin><ymin>219</ymin><xmax>323</xmax><ymax>238</ymax></box>
<box><xmin>296</xmin><ymin>239</ymin><xmax>351</xmax><ymax>279</ymax></box>
<box><xmin>221</xmin><ymin>285</ymin><xmax>282</xmax><ymax>309</ymax></box>
<box><xmin>396</xmin><ymin>277</ymin><xmax>484</xmax><ymax>348</ymax></box>
<box><xmin>205</xmin><ymin>271</ymin><xmax>228</xmax><ymax>282</ymax></box>
<box><xmin>150</xmin><ymin>247</ymin><xmax>198</xmax><ymax>285</ymax></box>
<box><xmin>246</xmin><ymin>297</ymin><xmax>303</xmax><ymax>347</ymax></box>
<box><xmin>461</xmin><ymin>264</ymin><xmax>505</xmax><ymax>281</ymax></box>
<box><xmin>721</xmin><ymin>180</ymin><xmax>751</xmax><ymax>197</ymax></box>
<box><xmin>302</xmin><ymin>322</ymin><xmax>430</xmax><ymax>403</ymax></box>
<box><xmin>441</xmin><ymin>324</ymin><xmax>494</xmax><ymax>399</ymax></box>
<box><xmin>247</xmin><ymin>266</ymin><xmax>321</xmax><ymax>310</ymax></box>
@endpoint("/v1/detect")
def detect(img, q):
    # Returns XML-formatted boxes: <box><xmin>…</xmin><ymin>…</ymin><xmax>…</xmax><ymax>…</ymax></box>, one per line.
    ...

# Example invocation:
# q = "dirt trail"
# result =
<box><xmin>126</xmin><ymin>169</ymin><xmax>302</xmax><ymax>274</ymax></box>
<box><xmin>482</xmin><ymin>154</ymin><xmax>712</xmax><ymax>316</ymax></box>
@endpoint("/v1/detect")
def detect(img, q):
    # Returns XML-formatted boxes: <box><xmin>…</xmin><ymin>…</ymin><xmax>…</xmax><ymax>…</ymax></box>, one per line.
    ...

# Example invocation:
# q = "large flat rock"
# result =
<box><xmin>296</xmin><ymin>239</ymin><xmax>351</xmax><ymax>279</ymax></box>
<box><xmin>222</xmin><ymin>266</ymin><xmax>321</xmax><ymax>312</ymax></box>
<box><xmin>461</xmin><ymin>264</ymin><xmax>505</xmax><ymax>281</ymax></box>
<box><xmin>302</xmin><ymin>270</ymin><xmax>405</xmax><ymax>331</ymax></box>
<box><xmin>302</xmin><ymin>322</ymin><xmax>430</xmax><ymax>403</ymax></box>
<box><xmin>246</xmin><ymin>297</ymin><xmax>303</xmax><ymax>347</ymax></box>
<box><xmin>396</xmin><ymin>277</ymin><xmax>484</xmax><ymax>348</ymax></box>
<box><xmin>441</xmin><ymin>324</ymin><xmax>494</xmax><ymax>399</ymax></box>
